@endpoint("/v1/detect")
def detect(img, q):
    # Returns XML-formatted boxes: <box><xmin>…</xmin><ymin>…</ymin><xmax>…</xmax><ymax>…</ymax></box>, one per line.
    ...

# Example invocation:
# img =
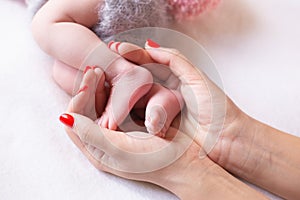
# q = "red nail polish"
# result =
<box><xmin>108</xmin><ymin>41</ymin><xmax>114</xmax><ymax>48</ymax></box>
<box><xmin>147</xmin><ymin>39</ymin><xmax>160</xmax><ymax>48</ymax></box>
<box><xmin>84</xmin><ymin>66</ymin><xmax>92</xmax><ymax>74</ymax></box>
<box><xmin>59</xmin><ymin>113</ymin><xmax>74</xmax><ymax>128</ymax></box>
<box><xmin>115</xmin><ymin>42</ymin><xmax>121</xmax><ymax>52</ymax></box>
<box><xmin>77</xmin><ymin>85</ymin><xmax>88</xmax><ymax>94</ymax></box>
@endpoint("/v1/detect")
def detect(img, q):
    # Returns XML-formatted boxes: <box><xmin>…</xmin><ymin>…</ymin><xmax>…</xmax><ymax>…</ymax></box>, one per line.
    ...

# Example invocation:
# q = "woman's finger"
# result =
<box><xmin>62</xmin><ymin>113</ymin><xmax>111</xmax><ymax>152</ymax></box>
<box><xmin>60</xmin><ymin>113</ymin><xmax>170</xmax><ymax>154</ymax></box>
<box><xmin>59</xmin><ymin>112</ymin><xmax>193</xmax><ymax>173</ymax></box>
<box><xmin>144</xmin><ymin>40</ymin><xmax>208</xmax><ymax>85</ymax></box>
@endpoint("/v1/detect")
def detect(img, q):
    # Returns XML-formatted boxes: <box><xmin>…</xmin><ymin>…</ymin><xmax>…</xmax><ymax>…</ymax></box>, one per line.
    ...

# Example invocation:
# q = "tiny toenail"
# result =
<box><xmin>84</xmin><ymin>66</ymin><xmax>92</xmax><ymax>74</ymax></box>
<box><xmin>115</xmin><ymin>42</ymin><xmax>121</xmax><ymax>52</ymax></box>
<box><xmin>108</xmin><ymin>41</ymin><xmax>114</xmax><ymax>48</ymax></box>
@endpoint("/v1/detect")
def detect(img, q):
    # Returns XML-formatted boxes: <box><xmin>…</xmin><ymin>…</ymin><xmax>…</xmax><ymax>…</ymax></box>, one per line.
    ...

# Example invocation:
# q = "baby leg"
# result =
<box><xmin>52</xmin><ymin>59</ymin><xmax>82</xmax><ymax>95</ymax></box>
<box><xmin>143</xmin><ymin>84</ymin><xmax>184</xmax><ymax>137</ymax></box>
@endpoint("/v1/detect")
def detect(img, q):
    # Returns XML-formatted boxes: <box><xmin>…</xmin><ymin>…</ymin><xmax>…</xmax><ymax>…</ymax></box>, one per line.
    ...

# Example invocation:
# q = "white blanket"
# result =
<box><xmin>1</xmin><ymin>0</ymin><xmax>299</xmax><ymax>199</ymax></box>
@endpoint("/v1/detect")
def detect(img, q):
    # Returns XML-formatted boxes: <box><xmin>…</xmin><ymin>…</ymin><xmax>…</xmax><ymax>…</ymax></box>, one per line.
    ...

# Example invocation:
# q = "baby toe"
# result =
<box><xmin>145</xmin><ymin>105</ymin><xmax>167</xmax><ymax>135</ymax></box>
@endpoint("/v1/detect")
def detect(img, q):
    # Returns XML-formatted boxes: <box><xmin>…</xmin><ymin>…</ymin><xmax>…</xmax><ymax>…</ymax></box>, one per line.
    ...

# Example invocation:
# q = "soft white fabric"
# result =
<box><xmin>26</xmin><ymin>0</ymin><xmax>47</xmax><ymax>14</ymax></box>
<box><xmin>1</xmin><ymin>0</ymin><xmax>299</xmax><ymax>199</ymax></box>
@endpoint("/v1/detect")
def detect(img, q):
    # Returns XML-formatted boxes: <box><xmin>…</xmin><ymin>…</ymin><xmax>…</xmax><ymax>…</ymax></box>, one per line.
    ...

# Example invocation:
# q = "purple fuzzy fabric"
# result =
<box><xmin>27</xmin><ymin>0</ymin><xmax>171</xmax><ymax>41</ymax></box>
<box><xmin>93</xmin><ymin>0</ymin><xmax>170</xmax><ymax>41</ymax></box>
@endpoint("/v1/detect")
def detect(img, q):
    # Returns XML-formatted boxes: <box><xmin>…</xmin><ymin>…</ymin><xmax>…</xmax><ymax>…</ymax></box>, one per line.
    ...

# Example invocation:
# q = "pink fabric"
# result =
<box><xmin>168</xmin><ymin>0</ymin><xmax>221</xmax><ymax>20</ymax></box>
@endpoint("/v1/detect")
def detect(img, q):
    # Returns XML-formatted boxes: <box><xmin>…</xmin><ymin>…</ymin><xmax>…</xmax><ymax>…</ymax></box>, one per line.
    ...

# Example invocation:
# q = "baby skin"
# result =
<box><xmin>31</xmin><ymin>0</ymin><xmax>183</xmax><ymax>136</ymax></box>
<box><xmin>70</xmin><ymin>63</ymin><xmax>182</xmax><ymax>136</ymax></box>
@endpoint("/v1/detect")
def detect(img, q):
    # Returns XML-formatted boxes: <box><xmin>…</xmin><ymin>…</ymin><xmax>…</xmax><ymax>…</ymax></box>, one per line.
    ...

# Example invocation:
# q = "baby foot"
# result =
<box><xmin>67</xmin><ymin>66</ymin><xmax>106</xmax><ymax>121</ymax></box>
<box><xmin>143</xmin><ymin>84</ymin><xmax>184</xmax><ymax>137</ymax></box>
<box><xmin>107</xmin><ymin>41</ymin><xmax>184</xmax><ymax>136</ymax></box>
<box><xmin>99</xmin><ymin>66</ymin><xmax>153</xmax><ymax>130</ymax></box>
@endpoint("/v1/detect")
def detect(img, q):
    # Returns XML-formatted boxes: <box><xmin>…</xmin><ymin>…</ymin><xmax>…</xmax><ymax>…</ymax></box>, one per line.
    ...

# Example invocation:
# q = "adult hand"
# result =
<box><xmin>112</xmin><ymin>41</ymin><xmax>300</xmax><ymax>200</ymax></box>
<box><xmin>109</xmin><ymin>40</ymin><xmax>242</xmax><ymax>157</ymax></box>
<box><xmin>60</xmin><ymin>67</ymin><xmax>266</xmax><ymax>200</ymax></box>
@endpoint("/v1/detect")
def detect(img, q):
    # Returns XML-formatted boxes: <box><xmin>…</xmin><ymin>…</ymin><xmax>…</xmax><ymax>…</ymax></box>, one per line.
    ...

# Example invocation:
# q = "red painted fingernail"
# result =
<box><xmin>147</xmin><ymin>39</ymin><xmax>160</xmax><ymax>48</ymax></box>
<box><xmin>77</xmin><ymin>85</ymin><xmax>88</xmax><ymax>94</ymax></box>
<box><xmin>84</xmin><ymin>66</ymin><xmax>92</xmax><ymax>74</ymax></box>
<box><xmin>59</xmin><ymin>113</ymin><xmax>74</xmax><ymax>128</ymax></box>
<box><xmin>115</xmin><ymin>42</ymin><xmax>121</xmax><ymax>52</ymax></box>
<box><xmin>108</xmin><ymin>41</ymin><xmax>114</xmax><ymax>48</ymax></box>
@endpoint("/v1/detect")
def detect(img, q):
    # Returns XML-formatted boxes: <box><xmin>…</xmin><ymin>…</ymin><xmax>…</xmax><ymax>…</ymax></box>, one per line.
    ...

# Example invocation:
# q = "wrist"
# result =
<box><xmin>148</xmin><ymin>143</ymin><xmax>265</xmax><ymax>200</ymax></box>
<box><xmin>166</xmin><ymin>155</ymin><xmax>265</xmax><ymax>200</ymax></box>
<box><xmin>146</xmin><ymin>142</ymin><xmax>216</xmax><ymax>199</ymax></box>
<box><xmin>166</xmin><ymin>156</ymin><xmax>216</xmax><ymax>199</ymax></box>
<box><xmin>216</xmin><ymin>110</ymin><xmax>300</xmax><ymax>199</ymax></box>
<box><xmin>212</xmin><ymin>110</ymin><xmax>270</xmax><ymax>179</ymax></box>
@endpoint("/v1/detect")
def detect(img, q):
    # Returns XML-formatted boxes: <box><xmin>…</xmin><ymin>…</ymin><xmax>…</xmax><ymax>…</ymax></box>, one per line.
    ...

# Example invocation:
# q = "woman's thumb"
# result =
<box><xmin>59</xmin><ymin>113</ymin><xmax>109</xmax><ymax>151</ymax></box>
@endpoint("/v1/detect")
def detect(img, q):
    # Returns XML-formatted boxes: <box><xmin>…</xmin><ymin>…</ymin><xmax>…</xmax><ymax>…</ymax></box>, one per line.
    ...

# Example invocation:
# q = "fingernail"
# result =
<box><xmin>84</xmin><ymin>66</ymin><xmax>92</xmax><ymax>74</ymax></box>
<box><xmin>59</xmin><ymin>113</ymin><xmax>74</xmax><ymax>128</ymax></box>
<box><xmin>108</xmin><ymin>41</ymin><xmax>114</xmax><ymax>48</ymax></box>
<box><xmin>77</xmin><ymin>85</ymin><xmax>88</xmax><ymax>94</ymax></box>
<box><xmin>91</xmin><ymin>66</ymin><xmax>97</xmax><ymax>70</ymax></box>
<box><xmin>147</xmin><ymin>39</ymin><xmax>160</xmax><ymax>48</ymax></box>
<box><xmin>115</xmin><ymin>42</ymin><xmax>121</xmax><ymax>52</ymax></box>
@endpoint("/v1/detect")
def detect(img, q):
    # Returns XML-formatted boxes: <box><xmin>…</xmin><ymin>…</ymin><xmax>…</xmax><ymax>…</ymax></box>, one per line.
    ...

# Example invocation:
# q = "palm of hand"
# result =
<box><xmin>65</xmin><ymin>67</ymin><xmax>205</xmax><ymax>176</ymax></box>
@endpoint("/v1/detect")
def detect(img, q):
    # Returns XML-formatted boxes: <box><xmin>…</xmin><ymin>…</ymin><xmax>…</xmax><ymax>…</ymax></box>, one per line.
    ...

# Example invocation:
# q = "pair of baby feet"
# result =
<box><xmin>68</xmin><ymin>42</ymin><xmax>183</xmax><ymax>137</ymax></box>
